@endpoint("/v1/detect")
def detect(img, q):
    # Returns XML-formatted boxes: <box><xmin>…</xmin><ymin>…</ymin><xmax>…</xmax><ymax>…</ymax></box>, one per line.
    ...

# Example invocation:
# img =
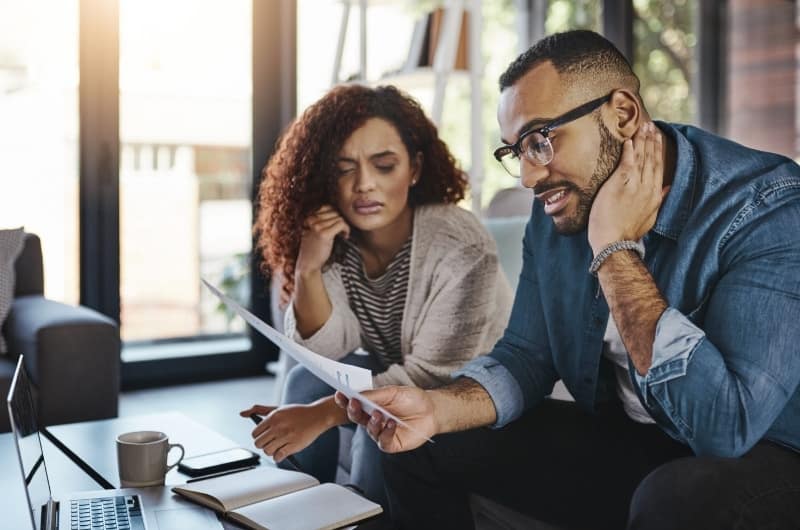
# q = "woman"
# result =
<box><xmin>243</xmin><ymin>84</ymin><xmax>513</xmax><ymax>507</ymax></box>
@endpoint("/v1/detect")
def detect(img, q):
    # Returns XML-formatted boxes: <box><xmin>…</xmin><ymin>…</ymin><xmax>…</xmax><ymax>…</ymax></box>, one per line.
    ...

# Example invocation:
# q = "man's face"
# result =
<box><xmin>497</xmin><ymin>62</ymin><xmax>623</xmax><ymax>234</ymax></box>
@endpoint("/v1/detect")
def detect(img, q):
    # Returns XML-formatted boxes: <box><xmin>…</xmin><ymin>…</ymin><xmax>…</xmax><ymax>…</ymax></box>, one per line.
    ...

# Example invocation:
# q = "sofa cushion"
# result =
<box><xmin>14</xmin><ymin>233</ymin><xmax>44</xmax><ymax>297</ymax></box>
<box><xmin>483</xmin><ymin>216</ymin><xmax>527</xmax><ymax>292</ymax></box>
<box><xmin>0</xmin><ymin>228</ymin><xmax>26</xmax><ymax>354</ymax></box>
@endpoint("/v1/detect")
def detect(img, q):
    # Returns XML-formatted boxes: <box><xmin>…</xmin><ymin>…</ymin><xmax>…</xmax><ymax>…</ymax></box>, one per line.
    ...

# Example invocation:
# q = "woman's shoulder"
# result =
<box><xmin>414</xmin><ymin>204</ymin><xmax>495</xmax><ymax>253</ymax></box>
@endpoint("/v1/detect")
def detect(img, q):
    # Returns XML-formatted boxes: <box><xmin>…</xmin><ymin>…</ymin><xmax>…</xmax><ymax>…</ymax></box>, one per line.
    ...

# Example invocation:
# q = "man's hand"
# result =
<box><xmin>239</xmin><ymin>403</ymin><xmax>334</xmax><ymax>463</ymax></box>
<box><xmin>588</xmin><ymin>121</ymin><xmax>666</xmax><ymax>254</ymax></box>
<box><xmin>295</xmin><ymin>205</ymin><xmax>350</xmax><ymax>277</ymax></box>
<box><xmin>334</xmin><ymin>379</ymin><xmax>498</xmax><ymax>453</ymax></box>
<box><xmin>334</xmin><ymin>386</ymin><xmax>437</xmax><ymax>453</ymax></box>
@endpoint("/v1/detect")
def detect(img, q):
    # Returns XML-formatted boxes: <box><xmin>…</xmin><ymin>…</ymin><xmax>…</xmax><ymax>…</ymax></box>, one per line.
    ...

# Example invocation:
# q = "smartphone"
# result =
<box><xmin>177</xmin><ymin>447</ymin><xmax>260</xmax><ymax>477</ymax></box>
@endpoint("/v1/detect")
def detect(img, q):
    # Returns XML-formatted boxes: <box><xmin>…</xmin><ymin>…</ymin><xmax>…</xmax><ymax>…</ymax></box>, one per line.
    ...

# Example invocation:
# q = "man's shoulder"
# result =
<box><xmin>672</xmin><ymin>123</ymin><xmax>800</xmax><ymax>187</ymax></box>
<box><xmin>669</xmin><ymin>123</ymin><xmax>800</xmax><ymax>248</ymax></box>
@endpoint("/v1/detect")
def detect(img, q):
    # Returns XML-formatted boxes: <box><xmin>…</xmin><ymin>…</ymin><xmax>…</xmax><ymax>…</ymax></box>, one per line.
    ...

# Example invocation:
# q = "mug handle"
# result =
<box><xmin>166</xmin><ymin>443</ymin><xmax>185</xmax><ymax>473</ymax></box>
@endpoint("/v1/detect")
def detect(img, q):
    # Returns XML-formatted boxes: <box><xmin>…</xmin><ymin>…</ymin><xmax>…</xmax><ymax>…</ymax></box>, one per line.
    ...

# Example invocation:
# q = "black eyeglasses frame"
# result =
<box><xmin>493</xmin><ymin>92</ymin><xmax>614</xmax><ymax>175</ymax></box>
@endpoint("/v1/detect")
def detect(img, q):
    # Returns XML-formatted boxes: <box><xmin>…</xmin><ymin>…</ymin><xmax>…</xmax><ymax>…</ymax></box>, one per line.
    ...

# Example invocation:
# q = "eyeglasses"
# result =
<box><xmin>493</xmin><ymin>93</ymin><xmax>613</xmax><ymax>178</ymax></box>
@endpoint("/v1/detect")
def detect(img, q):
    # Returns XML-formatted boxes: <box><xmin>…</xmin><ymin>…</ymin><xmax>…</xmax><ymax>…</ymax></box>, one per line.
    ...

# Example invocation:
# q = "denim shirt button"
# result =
<box><xmin>583</xmin><ymin>377</ymin><xmax>592</xmax><ymax>384</ymax></box>
<box><xmin>593</xmin><ymin>317</ymin><xmax>603</xmax><ymax>326</ymax></box>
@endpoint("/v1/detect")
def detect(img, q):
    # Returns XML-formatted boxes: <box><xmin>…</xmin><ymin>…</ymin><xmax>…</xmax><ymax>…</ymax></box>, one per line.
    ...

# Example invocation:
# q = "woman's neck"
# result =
<box><xmin>356</xmin><ymin>206</ymin><xmax>414</xmax><ymax>277</ymax></box>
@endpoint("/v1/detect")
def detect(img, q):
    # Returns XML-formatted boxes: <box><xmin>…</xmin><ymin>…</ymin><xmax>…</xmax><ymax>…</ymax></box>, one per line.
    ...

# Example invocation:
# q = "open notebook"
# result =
<box><xmin>172</xmin><ymin>466</ymin><xmax>382</xmax><ymax>530</ymax></box>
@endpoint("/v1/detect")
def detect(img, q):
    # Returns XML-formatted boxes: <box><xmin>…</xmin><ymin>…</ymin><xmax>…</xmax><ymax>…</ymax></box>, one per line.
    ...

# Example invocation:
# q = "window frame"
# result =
<box><xmin>79</xmin><ymin>0</ymin><xmax>295</xmax><ymax>388</ymax></box>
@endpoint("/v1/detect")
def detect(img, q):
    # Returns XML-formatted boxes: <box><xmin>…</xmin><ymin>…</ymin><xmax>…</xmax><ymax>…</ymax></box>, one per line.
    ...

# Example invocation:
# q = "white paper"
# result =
<box><xmin>202</xmin><ymin>279</ymin><xmax>433</xmax><ymax>443</ymax></box>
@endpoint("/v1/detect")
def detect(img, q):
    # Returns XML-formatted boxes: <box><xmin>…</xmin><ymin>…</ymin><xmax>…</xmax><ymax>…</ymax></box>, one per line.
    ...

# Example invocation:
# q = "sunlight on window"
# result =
<box><xmin>119</xmin><ymin>0</ymin><xmax>252</xmax><ymax>341</ymax></box>
<box><xmin>0</xmin><ymin>0</ymin><xmax>79</xmax><ymax>304</ymax></box>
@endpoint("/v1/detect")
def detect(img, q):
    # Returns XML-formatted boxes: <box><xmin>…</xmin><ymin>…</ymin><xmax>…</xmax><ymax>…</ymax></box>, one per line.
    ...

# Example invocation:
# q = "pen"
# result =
<box><xmin>185</xmin><ymin>465</ymin><xmax>257</xmax><ymax>483</ymax></box>
<box><xmin>248</xmin><ymin>413</ymin><xmax>306</xmax><ymax>473</ymax></box>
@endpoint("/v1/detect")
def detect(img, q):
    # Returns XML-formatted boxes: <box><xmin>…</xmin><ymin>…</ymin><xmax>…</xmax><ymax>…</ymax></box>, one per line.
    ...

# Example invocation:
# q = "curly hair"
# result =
<box><xmin>255</xmin><ymin>84</ymin><xmax>468</xmax><ymax>294</ymax></box>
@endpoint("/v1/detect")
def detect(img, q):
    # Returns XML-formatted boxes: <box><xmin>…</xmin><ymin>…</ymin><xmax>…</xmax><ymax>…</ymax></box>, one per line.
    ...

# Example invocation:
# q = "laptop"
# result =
<box><xmin>7</xmin><ymin>356</ymin><xmax>223</xmax><ymax>530</ymax></box>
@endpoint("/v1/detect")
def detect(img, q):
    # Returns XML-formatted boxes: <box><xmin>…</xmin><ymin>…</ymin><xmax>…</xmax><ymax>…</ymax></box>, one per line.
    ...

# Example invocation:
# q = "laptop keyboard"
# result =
<box><xmin>70</xmin><ymin>495</ymin><xmax>145</xmax><ymax>530</ymax></box>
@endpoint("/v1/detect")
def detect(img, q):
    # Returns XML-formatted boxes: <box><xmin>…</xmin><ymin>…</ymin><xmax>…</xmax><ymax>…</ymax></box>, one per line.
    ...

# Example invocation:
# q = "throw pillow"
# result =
<box><xmin>0</xmin><ymin>227</ymin><xmax>26</xmax><ymax>354</ymax></box>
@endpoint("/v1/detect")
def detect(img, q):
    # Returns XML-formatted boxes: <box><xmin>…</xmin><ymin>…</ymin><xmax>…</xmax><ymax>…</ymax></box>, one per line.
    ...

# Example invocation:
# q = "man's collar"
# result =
<box><xmin>651</xmin><ymin>121</ymin><xmax>697</xmax><ymax>240</ymax></box>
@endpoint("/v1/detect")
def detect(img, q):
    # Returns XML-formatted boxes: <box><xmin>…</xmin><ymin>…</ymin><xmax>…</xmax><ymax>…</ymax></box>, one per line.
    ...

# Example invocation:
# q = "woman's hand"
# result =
<box><xmin>295</xmin><ymin>206</ymin><xmax>350</xmax><ymax>277</ymax></box>
<box><xmin>239</xmin><ymin>402</ymin><xmax>335</xmax><ymax>463</ymax></box>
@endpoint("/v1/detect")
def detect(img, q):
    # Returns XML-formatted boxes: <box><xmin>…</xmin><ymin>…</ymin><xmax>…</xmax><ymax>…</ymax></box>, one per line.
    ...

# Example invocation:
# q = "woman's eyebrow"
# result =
<box><xmin>369</xmin><ymin>150</ymin><xmax>398</xmax><ymax>161</ymax></box>
<box><xmin>336</xmin><ymin>150</ymin><xmax>398</xmax><ymax>163</ymax></box>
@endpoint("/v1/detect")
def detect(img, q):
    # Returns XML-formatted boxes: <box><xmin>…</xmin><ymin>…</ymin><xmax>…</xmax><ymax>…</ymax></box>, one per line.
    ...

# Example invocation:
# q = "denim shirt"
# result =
<box><xmin>455</xmin><ymin>122</ymin><xmax>800</xmax><ymax>457</ymax></box>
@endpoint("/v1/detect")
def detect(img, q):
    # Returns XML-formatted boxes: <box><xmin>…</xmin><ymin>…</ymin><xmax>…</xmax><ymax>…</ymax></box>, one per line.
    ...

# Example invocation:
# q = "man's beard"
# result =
<box><xmin>553</xmin><ymin>118</ymin><xmax>623</xmax><ymax>235</ymax></box>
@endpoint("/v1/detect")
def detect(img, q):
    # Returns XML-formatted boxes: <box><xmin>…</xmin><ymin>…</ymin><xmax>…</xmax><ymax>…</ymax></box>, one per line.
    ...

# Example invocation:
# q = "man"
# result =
<box><xmin>336</xmin><ymin>30</ymin><xmax>800</xmax><ymax>530</ymax></box>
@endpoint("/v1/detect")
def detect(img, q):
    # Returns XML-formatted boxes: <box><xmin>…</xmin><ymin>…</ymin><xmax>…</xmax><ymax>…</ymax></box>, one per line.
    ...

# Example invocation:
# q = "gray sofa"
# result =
<box><xmin>0</xmin><ymin>233</ymin><xmax>121</xmax><ymax>432</ymax></box>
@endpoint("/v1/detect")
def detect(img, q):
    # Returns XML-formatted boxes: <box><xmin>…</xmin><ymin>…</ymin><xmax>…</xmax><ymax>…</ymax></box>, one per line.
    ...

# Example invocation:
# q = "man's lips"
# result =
<box><xmin>535</xmin><ymin>187</ymin><xmax>571</xmax><ymax>215</ymax></box>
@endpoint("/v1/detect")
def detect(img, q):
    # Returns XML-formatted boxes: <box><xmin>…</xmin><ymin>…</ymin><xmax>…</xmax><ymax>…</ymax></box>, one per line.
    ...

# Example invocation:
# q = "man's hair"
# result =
<box><xmin>499</xmin><ymin>30</ymin><xmax>639</xmax><ymax>94</ymax></box>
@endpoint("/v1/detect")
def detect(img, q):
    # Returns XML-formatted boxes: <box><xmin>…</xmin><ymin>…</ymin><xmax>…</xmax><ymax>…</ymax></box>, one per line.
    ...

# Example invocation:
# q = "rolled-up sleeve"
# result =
<box><xmin>634</xmin><ymin>307</ymin><xmax>705</xmax><ymax>393</ymax></box>
<box><xmin>453</xmin><ymin>356</ymin><xmax>526</xmax><ymax>428</ymax></box>
<box><xmin>452</xmin><ymin>223</ymin><xmax>558</xmax><ymax>428</ymax></box>
<box><xmin>632</xmin><ymin>201</ymin><xmax>800</xmax><ymax>457</ymax></box>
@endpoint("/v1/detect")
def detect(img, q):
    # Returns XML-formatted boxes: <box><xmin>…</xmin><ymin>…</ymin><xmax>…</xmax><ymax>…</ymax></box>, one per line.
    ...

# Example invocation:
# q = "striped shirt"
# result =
<box><xmin>340</xmin><ymin>238</ymin><xmax>412</xmax><ymax>368</ymax></box>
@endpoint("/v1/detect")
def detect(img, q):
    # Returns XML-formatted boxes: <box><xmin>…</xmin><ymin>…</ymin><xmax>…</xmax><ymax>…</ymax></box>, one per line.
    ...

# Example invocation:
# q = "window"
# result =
<box><xmin>633</xmin><ymin>0</ymin><xmax>696</xmax><ymax>124</ymax></box>
<box><xmin>547</xmin><ymin>0</ymin><xmax>602</xmax><ymax>33</ymax></box>
<box><xmin>118</xmin><ymin>0</ymin><xmax>253</xmax><ymax>343</ymax></box>
<box><xmin>0</xmin><ymin>0</ymin><xmax>79</xmax><ymax>305</ymax></box>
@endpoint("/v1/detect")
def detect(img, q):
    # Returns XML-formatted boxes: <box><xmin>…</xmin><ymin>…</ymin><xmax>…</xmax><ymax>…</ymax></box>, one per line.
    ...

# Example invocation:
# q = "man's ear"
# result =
<box><xmin>606</xmin><ymin>89</ymin><xmax>641</xmax><ymax>140</ymax></box>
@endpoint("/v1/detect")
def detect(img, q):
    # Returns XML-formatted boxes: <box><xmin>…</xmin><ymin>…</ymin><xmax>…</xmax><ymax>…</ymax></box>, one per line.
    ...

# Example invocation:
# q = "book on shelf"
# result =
<box><xmin>172</xmin><ymin>465</ymin><xmax>382</xmax><ymax>530</ymax></box>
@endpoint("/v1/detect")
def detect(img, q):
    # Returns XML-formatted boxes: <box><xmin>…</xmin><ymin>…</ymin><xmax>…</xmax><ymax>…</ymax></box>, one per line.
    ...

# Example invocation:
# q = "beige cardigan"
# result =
<box><xmin>284</xmin><ymin>204</ymin><xmax>514</xmax><ymax>389</ymax></box>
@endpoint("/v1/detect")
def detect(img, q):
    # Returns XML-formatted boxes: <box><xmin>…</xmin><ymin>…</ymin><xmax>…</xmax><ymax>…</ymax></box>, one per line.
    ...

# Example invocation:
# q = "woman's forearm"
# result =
<box><xmin>311</xmin><ymin>394</ymin><xmax>350</xmax><ymax>429</ymax></box>
<box><xmin>293</xmin><ymin>269</ymin><xmax>333</xmax><ymax>338</ymax></box>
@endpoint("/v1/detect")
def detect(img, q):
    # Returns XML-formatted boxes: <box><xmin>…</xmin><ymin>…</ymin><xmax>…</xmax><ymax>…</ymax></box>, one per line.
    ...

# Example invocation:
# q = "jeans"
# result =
<box><xmin>381</xmin><ymin>399</ymin><xmax>800</xmax><ymax>530</ymax></box>
<box><xmin>280</xmin><ymin>352</ymin><xmax>388</xmax><ymax>508</ymax></box>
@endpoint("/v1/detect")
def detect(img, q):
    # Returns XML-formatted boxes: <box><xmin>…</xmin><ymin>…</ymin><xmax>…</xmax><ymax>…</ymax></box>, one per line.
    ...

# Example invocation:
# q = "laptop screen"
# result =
<box><xmin>7</xmin><ymin>357</ymin><xmax>52</xmax><ymax>530</ymax></box>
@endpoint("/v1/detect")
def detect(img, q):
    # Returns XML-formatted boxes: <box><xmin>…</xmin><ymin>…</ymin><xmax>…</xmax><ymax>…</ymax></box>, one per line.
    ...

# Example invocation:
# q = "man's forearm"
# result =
<box><xmin>597</xmin><ymin>250</ymin><xmax>667</xmax><ymax>375</ymax></box>
<box><xmin>428</xmin><ymin>377</ymin><xmax>497</xmax><ymax>434</ymax></box>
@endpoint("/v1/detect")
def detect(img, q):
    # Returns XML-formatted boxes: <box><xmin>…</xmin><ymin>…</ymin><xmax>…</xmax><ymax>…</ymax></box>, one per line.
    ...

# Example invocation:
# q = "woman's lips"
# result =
<box><xmin>353</xmin><ymin>200</ymin><xmax>383</xmax><ymax>215</ymax></box>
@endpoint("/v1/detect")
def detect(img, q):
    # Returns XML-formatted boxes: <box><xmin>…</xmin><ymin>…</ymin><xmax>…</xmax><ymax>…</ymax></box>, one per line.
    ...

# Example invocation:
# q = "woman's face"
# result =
<box><xmin>334</xmin><ymin>117</ymin><xmax>420</xmax><ymax>234</ymax></box>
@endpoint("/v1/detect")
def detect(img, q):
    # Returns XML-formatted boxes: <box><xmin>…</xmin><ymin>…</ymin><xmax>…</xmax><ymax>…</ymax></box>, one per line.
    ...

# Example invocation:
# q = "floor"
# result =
<box><xmin>119</xmin><ymin>374</ymin><xmax>277</xmax><ymax>452</ymax></box>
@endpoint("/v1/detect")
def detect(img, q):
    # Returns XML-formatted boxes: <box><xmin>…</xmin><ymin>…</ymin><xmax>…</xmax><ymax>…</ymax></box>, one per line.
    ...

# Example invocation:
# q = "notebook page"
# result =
<box><xmin>230</xmin><ymin>483</ymin><xmax>382</xmax><ymax>530</ymax></box>
<box><xmin>172</xmin><ymin>466</ymin><xmax>318</xmax><ymax>512</ymax></box>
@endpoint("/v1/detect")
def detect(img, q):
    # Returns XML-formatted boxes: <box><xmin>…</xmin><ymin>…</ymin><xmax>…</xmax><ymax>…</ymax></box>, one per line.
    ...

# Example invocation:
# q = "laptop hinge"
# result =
<box><xmin>44</xmin><ymin>498</ymin><xmax>59</xmax><ymax>530</ymax></box>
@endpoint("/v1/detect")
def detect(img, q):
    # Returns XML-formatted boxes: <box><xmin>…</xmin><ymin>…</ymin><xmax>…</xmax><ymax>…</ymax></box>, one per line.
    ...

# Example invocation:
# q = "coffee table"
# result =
<box><xmin>5</xmin><ymin>411</ymin><xmax>370</xmax><ymax>529</ymax></box>
<box><xmin>43</xmin><ymin>411</ymin><xmax>246</xmax><ymax>489</ymax></box>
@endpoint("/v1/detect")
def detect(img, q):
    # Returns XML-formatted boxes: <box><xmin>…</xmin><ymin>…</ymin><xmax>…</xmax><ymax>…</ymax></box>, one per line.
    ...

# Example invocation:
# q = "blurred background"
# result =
<box><xmin>1</xmin><ymin>0</ymin><xmax>797</xmax><ymax>386</ymax></box>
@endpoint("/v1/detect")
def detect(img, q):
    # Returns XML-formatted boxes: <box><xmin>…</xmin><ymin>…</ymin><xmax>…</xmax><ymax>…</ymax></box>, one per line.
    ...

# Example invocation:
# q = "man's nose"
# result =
<box><xmin>520</xmin><ymin>160</ymin><xmax>549</xmax><ymax>189</ymax></box>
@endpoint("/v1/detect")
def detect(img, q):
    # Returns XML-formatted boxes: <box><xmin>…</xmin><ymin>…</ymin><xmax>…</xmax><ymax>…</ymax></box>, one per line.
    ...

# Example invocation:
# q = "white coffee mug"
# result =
<box><xmin>116</xmin><ymin>431</ymin><xmax>185</xmax><ymax>487</ymax></box>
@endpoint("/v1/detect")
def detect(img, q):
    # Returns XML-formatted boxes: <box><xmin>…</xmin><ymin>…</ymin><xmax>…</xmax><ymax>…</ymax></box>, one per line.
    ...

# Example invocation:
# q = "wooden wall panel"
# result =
<box><xmin>726</xmin><ymin>0</ymin><xmax>798</xmax><ymax>158</ymax></box>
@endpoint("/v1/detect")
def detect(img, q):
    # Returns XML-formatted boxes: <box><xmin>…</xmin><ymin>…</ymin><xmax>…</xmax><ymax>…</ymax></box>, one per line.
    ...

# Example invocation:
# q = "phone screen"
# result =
<box><xmin>178</xmin><ymin>448</ymin><xmax>259</xmax><ymax>476</ymax></box>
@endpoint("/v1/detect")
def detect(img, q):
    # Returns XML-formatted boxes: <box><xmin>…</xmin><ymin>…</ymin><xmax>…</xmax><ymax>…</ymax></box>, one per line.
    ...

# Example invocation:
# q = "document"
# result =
<box><xmin>202</xmin><ymin>279</ymin><xmax>432</xmax><ymax>443</ymax></box>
